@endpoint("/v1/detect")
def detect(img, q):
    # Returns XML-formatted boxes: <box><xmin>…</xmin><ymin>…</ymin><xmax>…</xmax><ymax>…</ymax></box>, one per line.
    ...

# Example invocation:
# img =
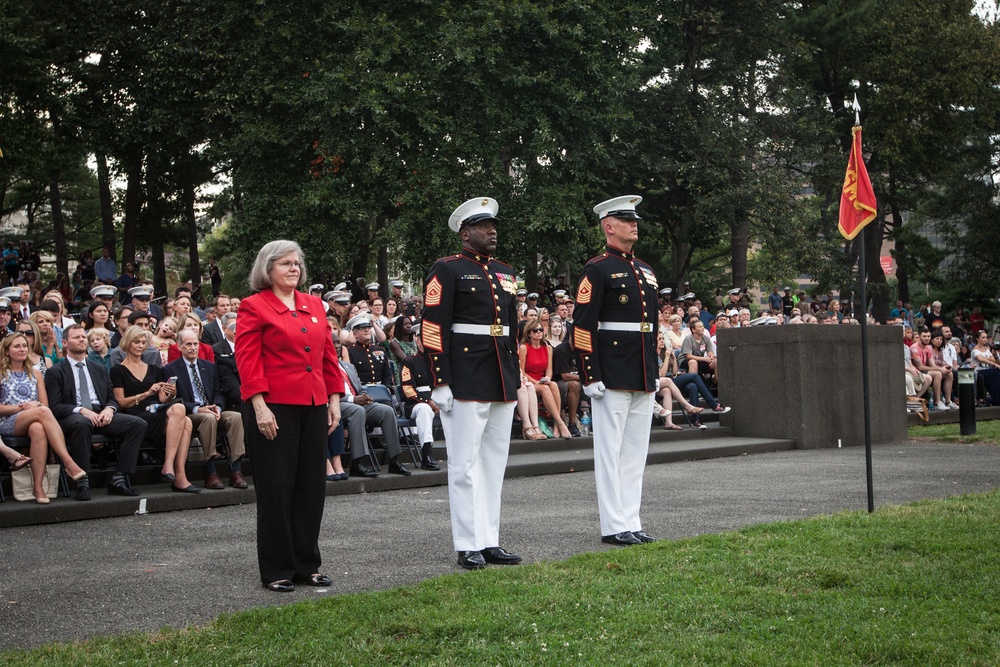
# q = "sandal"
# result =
<box><xmin>685</xmin><ymin>406</ymin><xmax>705</xmax><ymax>415</ymax></box>
<box><xmin>527</xmin><ymin>426</ymin><xmax>547</xmax><ymax>440</ymax></box>
<box><xmin>10</xmin><ymin>455</ymin><xmax>31</xmax><ymax>471</ymax></box>
<box><xmin>557</xmin><ymin>421</ymin><xmax>572</xmax><ymax>439</ymax></box>
<box><xmin>664</xmin><ymin>424</ymin><xmax>683</xmax><ymax>431</ymax></box>
<box><xmin>652</xmin><ymin>405</ymin><xmax>670</xmax><ymax>418</ymax></box>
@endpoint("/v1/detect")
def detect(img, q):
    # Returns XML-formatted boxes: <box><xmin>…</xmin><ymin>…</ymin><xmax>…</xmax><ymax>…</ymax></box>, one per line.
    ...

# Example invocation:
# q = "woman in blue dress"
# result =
<box><xmin>0</xmin><ymin>333</ymin><xmax>87</xmax><ymax>503</ymax></box>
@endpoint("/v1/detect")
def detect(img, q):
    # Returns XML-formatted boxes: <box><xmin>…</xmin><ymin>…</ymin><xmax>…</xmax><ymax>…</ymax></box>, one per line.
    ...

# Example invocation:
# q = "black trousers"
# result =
<box><xmin>61</xmin><ymin>412</ymin><xmax>147</xmax><ymax>475</ymax></box>
<box><xmin>245</xmin><ymin>403</ymin><xmax>328</xmax><ymax>584</ymax></box>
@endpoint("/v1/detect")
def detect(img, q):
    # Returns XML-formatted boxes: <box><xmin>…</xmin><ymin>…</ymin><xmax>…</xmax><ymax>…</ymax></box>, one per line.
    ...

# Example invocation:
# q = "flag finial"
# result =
<box><xmin>844</xmin><ymin>94</ymin><xmax>861</xmax><ymax>125</ymax></box>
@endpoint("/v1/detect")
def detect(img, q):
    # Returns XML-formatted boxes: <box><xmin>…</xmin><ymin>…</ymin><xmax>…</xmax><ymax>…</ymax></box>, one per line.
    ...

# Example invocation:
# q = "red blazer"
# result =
<box><xmin>236</xmin><ymin>289</ymin><xmax>343</xmax><ymax>405</ymax></box>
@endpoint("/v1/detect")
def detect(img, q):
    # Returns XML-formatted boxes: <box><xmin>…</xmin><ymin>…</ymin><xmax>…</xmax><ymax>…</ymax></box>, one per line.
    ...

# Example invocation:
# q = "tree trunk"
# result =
<box><xmin>891</xmin><ymin>202</ymin><xmax>909</xmax><ymax>303</ymax></box>
<box><xmin>351</xmin><ymin>215</ymin><xmax>373</xmax><ymax>291</ymax></box>
<box><xmin>863</xmin><ymin>211</ymin><xmax>890</xmax><ymax>322</ymax></box>
<box><xmin>96</xmin><ymin>152</ymin><xmax>116</xmax><ymax>257</ymax></box>
<box><xmin>377</xmin><ymin>244</ymin><xmax>389</xmax><ymax>301</ymax></box>
<box><xmin>122</xmin><ymin>155</ymin><xmax>143</xmax><ymax>268</ymax></box>
<box><xmin>730</xmin><ymin>215</ymin><xmax>749</xmax><ymax>289</ymax></box>
<box><xmin>48</xmin><ymin>179</ymin><xmax>69</xmax><ymax>277</ymax></box>
<box><xmin>150</xmin><ymin>218</ymin><xmax>167</xmax><ymax>299</ymax></box>
<box><xmin>182</xmin><ymin>176</ymin><xmax>200</xmax><ymax>292</ymax></box>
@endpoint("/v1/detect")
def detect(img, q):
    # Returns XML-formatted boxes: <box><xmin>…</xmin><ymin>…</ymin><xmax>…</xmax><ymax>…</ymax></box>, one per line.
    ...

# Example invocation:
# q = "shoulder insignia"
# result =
<box><xmin>422</xmin><ymin>320</ymin><xmax>443</xmax><ymax>352</ymax></box>
<box><xmin>574</xmin><ymin>328</ymin><xmax>593</xmax><ymax>353</ymax></box>
<box><xmin>425</xmin><ymin>276</ymin><xmax>443</xmax><ymax>307</ymax></box>
<box><xmin>576</xmin><ymin>276</ymin><xmax>593</xmax><ymax>305</ymax></box>
<box><xmin>401</xmin><ymin>366</ymin><xmax>411</xmax><ymax>382</ymax></box>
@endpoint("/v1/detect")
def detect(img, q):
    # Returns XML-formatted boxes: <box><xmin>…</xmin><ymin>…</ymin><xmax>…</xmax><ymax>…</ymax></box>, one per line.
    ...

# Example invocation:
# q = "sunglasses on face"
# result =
<box><xmin>18</xmin><ymin>331</ymin><xmax>33</xmax><ymax>336</ymax></box>
<box><xmin>530</xmin><ymin>328</ymin><xmax>543</xmax><ymax>333</ymax></box>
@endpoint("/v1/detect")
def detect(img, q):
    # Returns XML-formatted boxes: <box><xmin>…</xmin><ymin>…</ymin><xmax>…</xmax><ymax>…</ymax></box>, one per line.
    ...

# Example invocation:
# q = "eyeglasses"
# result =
<box><xmin>17</xmin><ymin>331</ymin><xmax>33</xmax><ymax>336</ymax></box>
<box><xmin>274</xmin><ymin>260</ymin><xmax>302</xmax><ymax>270</ymax></box>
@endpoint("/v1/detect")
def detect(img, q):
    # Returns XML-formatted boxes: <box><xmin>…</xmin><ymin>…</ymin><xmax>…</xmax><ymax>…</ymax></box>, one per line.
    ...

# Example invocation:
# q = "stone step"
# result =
<box><xmin>0</xmin><ymin>426</ymin><xmax>792</xmax><ymax>528</ymax></box>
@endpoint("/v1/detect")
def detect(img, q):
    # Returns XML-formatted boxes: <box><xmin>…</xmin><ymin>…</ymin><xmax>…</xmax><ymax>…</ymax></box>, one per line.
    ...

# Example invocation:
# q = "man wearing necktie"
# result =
<box><xmin>44</xmin><ymin>325</ymin><xmax>146</xmax><ymax>500</ymax></box>
<box><xmin>338</xmin><ymin>358</ymin><xmax>411</xmax><ymax>477</ymax></box>
<box><xmin>163</xmin><ymin>329</ymin><xmax>247</xmax><ymax>489</ymax></box>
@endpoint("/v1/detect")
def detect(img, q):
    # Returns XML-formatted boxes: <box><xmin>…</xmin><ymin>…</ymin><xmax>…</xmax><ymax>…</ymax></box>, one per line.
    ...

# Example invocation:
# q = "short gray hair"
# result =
<box><xmin>177</xmin><ymin>328</ymin><xmax>199</xmax><ymax>344</ymax></box>
<box><xmin>220</xmin><ymin>312</ymin><xmax>237</xmax><ymax>328</ymax></box>
<box><xmin>249</xmin><ymin>240</ymin><xmax>308</xmax><ymax>292</ymax></box>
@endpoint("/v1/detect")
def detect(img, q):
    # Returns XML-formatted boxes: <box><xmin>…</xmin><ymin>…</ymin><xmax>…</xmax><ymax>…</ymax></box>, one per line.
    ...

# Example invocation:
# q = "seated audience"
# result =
<box><xmin>86</xmin><ymin>327</ymin><xmax>113</xmax><ymax>371</ymax></box>
<box><xmin>552</xmin><ymin>322</ymin><xmax>581</xmax><ymax>436</ymax></box>
<box><xmin>211</xmin><ymin>313</ymin><xmax>242</xmax><ymax>411</ymax></box>
<box><xmin>681</xmin><ymin>318</ymin><xmax>716</xmax><ymax>380</ymax></box>
<box><xmin>166</xmin><ymin>314</ymin><xmax>215</xmax><ymax>363</ymax></box>
<box><xmin>110</xmin><ymin>311</ymin><xmax>162</xmax><ymax>366</ymax></box>
<box><xmin>519</xmin><ymin>316</ymin><xmax>571</xmax><ymax>438</ymax></box>
<box><xmin>15</xmin><ymin>319</ymin><xmax>50</xmax><ymax>375</ymax></box>
<box><xmin>0</xmin><ymin>331</ymin><xmax>87</xmax><ymax>503</ymax></box>
<box><xmin>338</xmin><ymin>358</ymin><xmax>412</xmax><ymax>477</ymax></box>
<box><xmin>971</xmin><ymin>331</ymin><xmax>1000</xmax><ymax>405</ymax></box>
<box><xmin>30</xmin><ymin>310</ymin><xmax>62</xmax><ymax>366</ymax></box>
<box><xmin>911</xmin><ymin>327</ymin><xmax>949</xmax><ymax>410</ymax></box>
<box><xmin>398</xmin><ymin>335</ymin><xmax>441</xmax><ymax>470</ymax></box>
<box><xmin>201</xmin><ymin>294</ymin><xmax>231</xmax><ymax>346</ymax></box>
<box><xmin>163</xmin><ymin>329</ymin><xmax>247</xmax><ymax>489</ymax></box>
<box><xmin>150</xmin><ymin>316</ymin><xmax>179</xmax><ymax>365</ymax></box>
<box><xmin>110</xmin><ymin>325</ymin><xmax>198</xmax><ymax>493</ymax></box>
<box><xmin>45</xmin><ymin>324</ymin><xmax>147</xmax><ymax>499</ymax></box>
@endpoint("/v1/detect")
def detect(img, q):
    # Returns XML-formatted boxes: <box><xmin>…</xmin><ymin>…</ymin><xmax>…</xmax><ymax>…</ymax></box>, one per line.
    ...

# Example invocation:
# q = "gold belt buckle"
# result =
<box><xmin>640</xmin><ymin>322</ymin><xmax>652</xmax><ymax>333</ymax></box>
<box><xmin>490</xmin><ymin>324</ymin><xmax>504</xmax><ymax>336</ymax></box>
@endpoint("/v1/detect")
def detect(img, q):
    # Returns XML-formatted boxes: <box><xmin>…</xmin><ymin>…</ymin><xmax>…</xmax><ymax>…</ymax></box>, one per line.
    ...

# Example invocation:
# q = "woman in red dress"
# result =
<box><xmin>518</xmin><ymin>316</ymin><xmax>571</xmax><ymax>438</ymax></box>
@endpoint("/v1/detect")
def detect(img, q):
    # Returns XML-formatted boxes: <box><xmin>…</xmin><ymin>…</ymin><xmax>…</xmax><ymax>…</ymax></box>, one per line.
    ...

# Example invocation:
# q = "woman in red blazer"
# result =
<box><xmin>235</xmin><ymin>240</ymin><xmax>344</xmax><ymax>593</ymax></box>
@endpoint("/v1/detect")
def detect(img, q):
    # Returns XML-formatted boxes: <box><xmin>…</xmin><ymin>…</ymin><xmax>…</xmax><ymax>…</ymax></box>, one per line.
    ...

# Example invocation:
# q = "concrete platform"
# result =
<box><xmin>907</xmin><ymin>404</ymin><xmax>1000</xmax><ymax>426</ymax></box>
<box><xmin>0</xmin><ymin>424</ymin><xmax>794</xmax><ymax>528</ymax></box>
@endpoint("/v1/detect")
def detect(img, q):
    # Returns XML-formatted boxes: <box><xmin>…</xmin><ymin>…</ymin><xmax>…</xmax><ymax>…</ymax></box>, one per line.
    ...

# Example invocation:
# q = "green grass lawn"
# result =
<box><xmin>6</xmin><ymin>492</ymin><xmax>1000</xmax><ymax>666</ymax></box>
<box><xmin>909</xmin><ymin>419</ymin><xmax>1000</xmax><ymax>445</ymax></box>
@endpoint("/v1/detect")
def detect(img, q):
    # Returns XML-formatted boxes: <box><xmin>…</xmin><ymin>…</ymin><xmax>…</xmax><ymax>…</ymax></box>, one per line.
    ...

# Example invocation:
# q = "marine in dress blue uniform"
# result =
<box><xmin>573</xmin><ymin>195</ymin><xmax>659</xmax><ymax>546</ymax></box>
<box><xmin>421</xmin><ymin>197</ymin><xmax>522</xmax><ymax>570</ymax></box>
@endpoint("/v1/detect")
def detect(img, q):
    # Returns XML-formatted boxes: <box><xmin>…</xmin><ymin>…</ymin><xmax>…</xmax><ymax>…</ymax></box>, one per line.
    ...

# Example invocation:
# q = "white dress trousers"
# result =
<box><xmin>591</xmin><ymin>389</ymin><xmax>654</xmax><ymax>535</ymax></box>
<box><xmin>440</xmin><ymin>399</ymin><xmax>516</xmax><ymax>551</ymax></box>
<box><xmin>410</xmin><ymin>402</ymin><xmax>434</xmax><ymax>445</ymax></box>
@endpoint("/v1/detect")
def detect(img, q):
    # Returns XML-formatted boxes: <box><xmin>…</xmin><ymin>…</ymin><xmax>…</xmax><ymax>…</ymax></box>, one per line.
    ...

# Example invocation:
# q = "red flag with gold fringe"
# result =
<box><xmin>838</xmin><ymin>125</ymin><xmax>878</xmax><ymax>240</ymax></box>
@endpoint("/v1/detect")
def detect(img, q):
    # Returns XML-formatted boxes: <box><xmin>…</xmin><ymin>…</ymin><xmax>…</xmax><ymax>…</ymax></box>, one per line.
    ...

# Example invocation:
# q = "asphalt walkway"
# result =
<box><xmin>1</xmin><ymin>440</ymin><xmax>998</xmax><ymax>651</ymax></box>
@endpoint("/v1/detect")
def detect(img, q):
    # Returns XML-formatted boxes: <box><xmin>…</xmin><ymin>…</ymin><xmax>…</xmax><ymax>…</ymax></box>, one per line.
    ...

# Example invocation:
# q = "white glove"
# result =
<box><xmin>654</xmin><ymin>379</ymin><xmax>661</xmax><ymax>392</ymax></box>
<box><xmin>432</xmin><ymin>385</ymin><xmax>454</xmax><ymax>413</ymax></box>
<box><xmin>583</xmin><ymin>381</ymin><xmax>606</xmax><ymax>399</ymax></box>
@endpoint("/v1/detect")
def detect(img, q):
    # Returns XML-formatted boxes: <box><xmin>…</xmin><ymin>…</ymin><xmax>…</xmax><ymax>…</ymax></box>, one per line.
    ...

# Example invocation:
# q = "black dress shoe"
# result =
<box><xmin>457</xmin><ymin>550</ymin><xmax>487</xmax><ymax>570</ymax></box>
<box><xmin>293</xmin><ymin>573</ymin><xmax>333</xmax><ymax>587</ymax></box>
<box><xmin>108</xmin><ymin>479</ymin><xmax>139</xmax><ymax>497</ymax></box>
<box><xmin>349</xmin><ymin>462</ymin><xmax>379</xmax><ymax>478</ymax></box>
<box><xmin>75</xmin><ymin>483</ymin><xmax>91</xmax><ymax>501</ymax></box>
<box><xmin>170</xmin><ymin>483</ymin><xmax>201</xmax><ymax>494</ymax></box>
<box><xmin>632</xmin><ymin>530</ymin><xmax>656</xmax><ymax>543</ymax></box>
<box><xmin>263</xmin><ymin>579</ymin><xmax>295</xmax><ymax>593</ymax></box>
<box><xmin>601</xmin><ymin>531</ymin><xmax>642</xmax><ymax>546</ymax></box>
<box><xmin>569</xmin><ymin>422</ymin><xmax>582</xmax><ymax>437</ymax></box>
<box><xmin>388</xmin><ymin>459</ymin><xmax>412</xmax><ymax>476</ymax></box>
<box><xmin>420</xmin><ymin>443</ymin><xmax>440</xmax><ymax>470</ymax></box>
<box><xmin>481</xmin><ymin>546</ymin><xmax>522</xmax><ymax>565</ymax></box>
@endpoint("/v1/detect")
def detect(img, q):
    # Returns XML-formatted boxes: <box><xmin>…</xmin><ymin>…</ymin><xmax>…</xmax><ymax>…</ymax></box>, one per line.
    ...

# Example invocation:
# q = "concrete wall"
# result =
<box><xmin>716</xmin><ymin>325</ymin><xmax>907</xmax><ymax>449</ymax></box>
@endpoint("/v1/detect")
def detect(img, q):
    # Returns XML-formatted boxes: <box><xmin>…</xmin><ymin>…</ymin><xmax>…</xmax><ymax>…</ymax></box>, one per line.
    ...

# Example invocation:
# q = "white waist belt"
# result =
<box><xmin>599</xmin><ymin>321</ymin><xmax>654</xmax><ymax>333</ymax></box>
<box><xmin>451</xmin><ymin>323</ymin><xmax>510</xmax><ymax>336</ymax></box>
<box><xmin>417</xmin><ymin>385</ymin><xmax>432</xmax><ymax>392</ymax></box>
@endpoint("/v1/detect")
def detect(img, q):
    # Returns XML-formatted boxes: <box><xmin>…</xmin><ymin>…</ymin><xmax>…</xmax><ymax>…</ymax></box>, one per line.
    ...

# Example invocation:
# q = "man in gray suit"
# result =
<box><xmin>338</xmin><ymin>359</ymin><xmax>411</xmax><ymax>477</ymax></box>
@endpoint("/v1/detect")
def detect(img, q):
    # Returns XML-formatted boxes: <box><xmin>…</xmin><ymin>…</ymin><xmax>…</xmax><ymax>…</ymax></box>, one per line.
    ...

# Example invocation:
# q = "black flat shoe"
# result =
<box><xmin>481</xmin><ymin>546</ymin><xmax>522</xmax><ymax>565</ymax></box>
<box><xmin>457</xmin><ymin>550</ymin><xmax>487</xmax><ymax>570</ymax></box>
<box><xmin>160</xmin><ymin>471</ymin><xmax>176</xmax><ymax>483</ymax></box>
<box><xmin>293</xmin><ymin>573</ymin><xmax>332</xmax><ymax>587</ymax></box>
<box><xmin>601</xmin><ymin>531</ymin><xmax>642</xmax><ymax>546</ymax></box>
<box><xmin>263</xmin><ymin>579</ymin><xmax>295</xmax><ymax>593</ymax></box>
<box><xmin>171</xmin><ymin>483</ymin><xmax>201</xmax><ymax>494</ymax></box>
<box><xmin>632</xmin><ymin>530</ymin><xmax>656</xmax><ymax>543</ymax></box>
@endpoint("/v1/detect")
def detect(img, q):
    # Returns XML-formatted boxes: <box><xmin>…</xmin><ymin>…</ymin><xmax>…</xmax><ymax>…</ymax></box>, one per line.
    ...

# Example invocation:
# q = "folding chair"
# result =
<box><xmin>364</xmin><ymin>384</ymin><xmax>421</xmax><ymax>466</ymax></box>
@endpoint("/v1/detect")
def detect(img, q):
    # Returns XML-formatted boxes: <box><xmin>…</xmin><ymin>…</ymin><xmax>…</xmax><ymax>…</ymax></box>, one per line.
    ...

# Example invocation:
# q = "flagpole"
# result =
<box><xmin>859</xmin><ymin>222</ymin><xmax>874</xmax><ymax>513</ymax></box>
<box><xmin>846</xmin><ymin>94</ymin><xmax>875</xmax><ymax>513</ymax></box>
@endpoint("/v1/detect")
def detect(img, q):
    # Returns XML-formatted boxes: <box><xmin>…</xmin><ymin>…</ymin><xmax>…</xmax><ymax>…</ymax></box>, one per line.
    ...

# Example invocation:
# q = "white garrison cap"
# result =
<box><xmin>594</xmin><ymin>195</ymin><xmax>642</xmax><ymax>221</ymax></box>
<box><xmin>727</xmin><ymin>288</ymin><xmax>741</xmax><ymax>296</ymax></box>
<box><xmin>681</xmin><ymin>292</ymin><xmax>695</xmax><ymax>300</ymax></box>
<box><xmin>659</xmin><ymin>288</ymin><xmax>672</xmax><ymax>297</ymax></box>
<box><xmin>346</xmin><ymin>314</ymin><xmax>373</xmax><ymax>330</ymax></box>
<box><xmin>91</xmin><ymin>285</ymin><xmax>116</xmax><ymax>299</ymax></box>
<box><xmin>366</xmin><ymin>282</ymin><xmax>379</xmax><ymax>292</ymax></box>
<box><xmin>527</xmin><ymin>292</ymin><xmax>539</xmax><ymax>300</ymax></box>
<box><xmin>128</xmin><ymin>285</ymin><xmax>154</xmax><ymax>299</ymax></box>
<box><xmin>0</xmin><ymin>297</ymin><xmax>10</xmax><ymax>310</ymax></box>
<box><xmin>308</xmin><ymin>283</ymin><xmax>324</xmax><ymax>293</ymax></box>
<box><xmin>448</xmin><ymin>197</ymin><xmax>499</xmax><ymax>233</ymax></box>
<box><xmin>0</xmin><ymin>287</ymin><xmax>23</xmax><ymax>300</ymax></box>
<box><xmin>323</xmin><ymin>290</ymin><xmax>345</xmax><ymax>302</ymax></box>
<box><xmin>391</xmin><ymin>280</ymin><xmax>404</xmax><ymax>289</ymax></box>
<box><xmin>333</xmin><ymin>282</ymin><xmax>347</xmax><ymax>292</ymax></box>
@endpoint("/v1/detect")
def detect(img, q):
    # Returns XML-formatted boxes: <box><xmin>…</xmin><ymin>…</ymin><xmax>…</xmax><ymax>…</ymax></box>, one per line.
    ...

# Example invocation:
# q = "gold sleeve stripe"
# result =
<box><xmin>422</xmin><ymin>320</ymin><xmax>443</xmax><ymax>352</ymax></box>
<box><xmin>403</xmin><ymin>385</ymin><xmax>417</xmax><ymax>398</ymax></box>
<box><xmin>401</xmin><ymin>366</ymin><xmax>412</xmax><ymax>382</ymax></box>
<box><xmin>576</xmin><ymin>277</ymin><xmax>592</xmax><ymax>305</ymax></box>
<box><xmin>574</xmin><ymin>328</ymin><xmax>593</xmax><ymax>353</ymax></box>
<box><xmin>425</xmin><ymin>276</ymin><xmax>443</xmax><ymax>307</ymax></box>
